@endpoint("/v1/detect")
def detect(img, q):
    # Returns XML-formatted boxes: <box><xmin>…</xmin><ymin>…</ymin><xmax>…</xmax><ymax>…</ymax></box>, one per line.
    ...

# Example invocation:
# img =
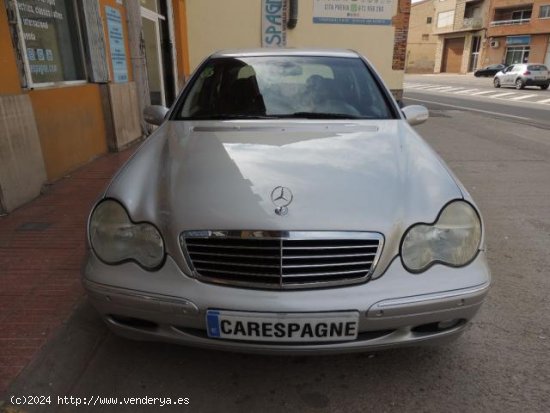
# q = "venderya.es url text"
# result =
<box><xmin>10</xmin><ymin>395</ymin><xmax>190</xmax><ymax>407</ymax></box>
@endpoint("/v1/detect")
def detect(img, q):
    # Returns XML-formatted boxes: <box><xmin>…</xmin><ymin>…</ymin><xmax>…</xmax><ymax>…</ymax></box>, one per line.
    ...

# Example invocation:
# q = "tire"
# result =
<box><xmin>541</xmin><ymin>84</ymin><xmax>549</xmax><ymax>90</ymax></box>
<box><xmin>494</xmin><ymin>78</ymin><xmax>501</xmax><ymax>88</ymax></box>
<box><xmin>515</xmin><ymin>79</ymin><xmax>524</xmax><ymax>90</ymax></box>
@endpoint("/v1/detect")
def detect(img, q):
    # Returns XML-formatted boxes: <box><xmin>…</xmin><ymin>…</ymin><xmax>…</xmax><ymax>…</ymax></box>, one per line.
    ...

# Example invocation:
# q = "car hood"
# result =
<box><xmin>105</xmin><ymin>120</ymin><xmax>463</xmax><ymax>273</ymax></box>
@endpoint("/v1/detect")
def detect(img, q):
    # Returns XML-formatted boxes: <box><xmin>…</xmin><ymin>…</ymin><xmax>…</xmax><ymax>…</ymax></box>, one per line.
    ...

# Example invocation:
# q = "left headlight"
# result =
<box><xmin>401</xmin><ymin>200</ymin><xmax>481</xmax><ymax>273</ymax></box>
<box><xmin>89</xmin><ymin>200</ymin><xmax>165</xmax><ymax>269</ymax></box>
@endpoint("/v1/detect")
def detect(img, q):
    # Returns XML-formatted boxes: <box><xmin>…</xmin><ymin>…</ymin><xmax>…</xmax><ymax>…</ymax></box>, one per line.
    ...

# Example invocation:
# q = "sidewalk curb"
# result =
<box><xmin>1</xmin><ymin>300</ymin><xmax>109</xmax><ymax>412</ymax></box>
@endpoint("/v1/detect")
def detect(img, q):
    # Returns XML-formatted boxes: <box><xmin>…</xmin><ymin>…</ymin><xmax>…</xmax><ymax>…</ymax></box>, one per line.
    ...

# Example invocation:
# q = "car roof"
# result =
<box><xmin>210</xmin><ymin>48</ymin><xmax>361</xmax><ymax>59</ymax></box>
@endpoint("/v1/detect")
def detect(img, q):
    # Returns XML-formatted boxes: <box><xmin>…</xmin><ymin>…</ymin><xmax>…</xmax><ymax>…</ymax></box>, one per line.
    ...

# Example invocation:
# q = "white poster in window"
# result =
<box><xmin>261</xmin><ymin>0</ymin><xmax>287</xmax><ymax>47</ymax></box>
<box><xmin>313</xmin><ymin>0</ymin><xmax>394</xmax><ymax>26</ymax></box>
<box><xmin>105</xmin><ymin>6</ymin><xmax>129</xmax><ymax>83</ymax></box>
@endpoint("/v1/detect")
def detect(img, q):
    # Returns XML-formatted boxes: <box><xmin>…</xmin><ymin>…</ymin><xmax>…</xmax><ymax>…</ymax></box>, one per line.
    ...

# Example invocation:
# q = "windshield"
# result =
<box><xmin>175</xmin><ymin>56</ymin><xmax>395</xmax><ymax>120</ymax></box>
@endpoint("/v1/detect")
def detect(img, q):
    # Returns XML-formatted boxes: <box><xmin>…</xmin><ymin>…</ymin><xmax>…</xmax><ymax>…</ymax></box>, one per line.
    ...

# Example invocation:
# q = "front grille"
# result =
<box><xmin>180</xmin><ymin>231</ymin><xmax>383</xmax><ymax>290</ymax></box>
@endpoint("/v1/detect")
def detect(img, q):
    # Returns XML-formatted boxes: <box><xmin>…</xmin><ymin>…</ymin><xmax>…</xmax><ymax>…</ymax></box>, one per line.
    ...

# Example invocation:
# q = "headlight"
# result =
<box><xmin>401</xmin><ymin>201</ymin><xmax>481</xmax><ymax>273</ymax></box>
<box><xmin>89</xmin><ymin>200</ymin><xmax>165</xmax><ymax>269</ymax></box>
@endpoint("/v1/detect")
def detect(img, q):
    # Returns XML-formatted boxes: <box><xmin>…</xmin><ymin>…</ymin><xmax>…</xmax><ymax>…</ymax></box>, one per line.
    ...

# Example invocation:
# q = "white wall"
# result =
<box><xmin>185</xmin><ymin>0</ymin><xmax>403</xmax><ymax>90</ymax></box>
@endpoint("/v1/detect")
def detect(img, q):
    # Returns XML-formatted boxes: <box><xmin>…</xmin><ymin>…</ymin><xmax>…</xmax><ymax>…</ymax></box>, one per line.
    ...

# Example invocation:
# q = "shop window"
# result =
<box><xmin>437</xmin><ymin>10</ymin><xmax>455</xmax><ymax>28</ymax></box>
<box><xmin>11</xmin><ymin>0</ymin><xmax>86</xmax><ymax>87</ymax></box>
<box><xmin>540</xmin><ymin>5</ymin><xmax>550</xmax><ymax>18</ymax></box>
<box><xmin>505</xmin><ymin>46</ymin><xmax>530</xmax><ymax>66</ymax></box>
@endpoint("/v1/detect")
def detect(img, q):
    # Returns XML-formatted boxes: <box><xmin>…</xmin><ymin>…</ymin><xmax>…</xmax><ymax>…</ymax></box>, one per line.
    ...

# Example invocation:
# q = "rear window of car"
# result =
<box><xmin>174</xmin><ymin>56</ymin><xmax>396</xmax><ymax>120</ymax></box>
<box><xmin>527</xmin><ymin>65</ymin><xmax>548</xmax><ymax>71</ymax></box>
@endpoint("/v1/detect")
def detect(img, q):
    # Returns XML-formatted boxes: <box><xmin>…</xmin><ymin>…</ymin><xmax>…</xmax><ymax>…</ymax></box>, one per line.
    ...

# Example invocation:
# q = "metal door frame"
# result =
<box><xmin>141</xmin><ymin>6</ymin><xmax>166</xmax><ymax>106</ymax></box>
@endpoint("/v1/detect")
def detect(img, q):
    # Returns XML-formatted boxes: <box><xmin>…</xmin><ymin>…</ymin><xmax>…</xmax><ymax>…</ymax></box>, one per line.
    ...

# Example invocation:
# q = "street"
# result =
<box><xmin>2</xmin><ymin>74</ymin><xmax>549</xmax><ymax>413</ymax></box>
<box><xmin>405</xmin><ymin>74</ymin><xmax>550</xmax><ymax>129</ymax></box>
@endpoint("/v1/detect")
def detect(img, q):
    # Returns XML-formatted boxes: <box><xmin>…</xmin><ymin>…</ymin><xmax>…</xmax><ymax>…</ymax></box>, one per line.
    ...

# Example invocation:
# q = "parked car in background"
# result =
<box><xmin>494</xmin><ymin>64</ymin><xmax>549</xmax><ymax>90</ymax></box>
<box><xmin>474</xmin><ymin>64</ymin><xmax>506</xmax><ymax>77</ymax></box>
<box><xmin>83</xmin><ymin>49</ymin><xmax>490</xmax><ymax>354</ymax></box>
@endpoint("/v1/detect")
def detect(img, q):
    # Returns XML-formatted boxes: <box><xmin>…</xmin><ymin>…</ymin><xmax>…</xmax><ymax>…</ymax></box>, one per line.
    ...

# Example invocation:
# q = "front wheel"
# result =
<box><xmin>541</xmin><ymin>84</ymin><xmax>549</xmax><ymax>90</ymax></box>
<box><xmin>494</xmin><ymin>78</ymin><xmax>501</xmax><ymax>88</ymax></box>
<box><xmin>515</xmin><ymin>79</ymin><xmax>525</xmax><ymax>90</ymax></box>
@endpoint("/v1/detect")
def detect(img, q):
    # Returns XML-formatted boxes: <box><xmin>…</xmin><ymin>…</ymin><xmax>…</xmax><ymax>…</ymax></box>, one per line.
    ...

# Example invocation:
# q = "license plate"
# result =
<box><xmin>535</xmin><ymin>76</ymin><xmax>545</xmax><ymax>80</ymax></box>
<box><xmin>206</xmin><ymin>310</ymin><xmax>359</xmax><ymax>342</ymax></box>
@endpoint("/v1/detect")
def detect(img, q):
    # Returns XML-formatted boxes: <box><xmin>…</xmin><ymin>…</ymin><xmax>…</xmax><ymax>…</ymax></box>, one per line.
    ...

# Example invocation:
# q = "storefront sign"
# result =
<box><xmin>261</xmin><ymin>0</ymin><xmax>287</xmax><ymax>47</ymax></box>
<box><xmin>313</xmin><ymin>0</ymin><xmax>394</xmax><ymax>26</ymax></box>
<box><xmin>105</xmin><ymin>6</ymin><xmax>128</xmax><ymax>82</ymax></box>
<box><xmin>506</xmin><ymin>36</ymin><xmax>530</xmax><ymax>46</ymax></box>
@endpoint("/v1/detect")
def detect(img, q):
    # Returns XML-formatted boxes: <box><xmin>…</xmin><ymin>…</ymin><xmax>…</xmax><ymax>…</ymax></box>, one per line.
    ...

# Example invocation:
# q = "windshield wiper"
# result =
<box><xmin>274</xmin><ymin>112</ymin><xmax>368</xmax><ymax>119</ymax></box>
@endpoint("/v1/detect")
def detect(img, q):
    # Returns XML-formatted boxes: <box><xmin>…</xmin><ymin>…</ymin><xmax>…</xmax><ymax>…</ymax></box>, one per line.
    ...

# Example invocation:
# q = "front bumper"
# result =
<box><xmin>82</xmin><ymin>252</ymin><xmax>490</xmax><ymax>354</ymax></box>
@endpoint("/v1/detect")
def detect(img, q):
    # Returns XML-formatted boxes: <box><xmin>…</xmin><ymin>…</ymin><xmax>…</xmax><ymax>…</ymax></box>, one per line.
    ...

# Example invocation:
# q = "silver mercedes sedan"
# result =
<box><xmin>83</xmin><ymin>49</ymin><xmax>490</xmax><ymax>354</ymax></box>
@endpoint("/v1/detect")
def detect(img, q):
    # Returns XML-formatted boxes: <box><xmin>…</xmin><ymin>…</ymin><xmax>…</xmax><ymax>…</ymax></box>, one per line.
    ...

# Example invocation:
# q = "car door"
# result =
<box><xmin>503</xmin><ymin>65</ymin><xmax>516</xmax><ymax>85</ymax></box>
<box><xmin>499</xmin><ymin>66</ymin><xmax>510</xmax><ymax>85</ymax></box>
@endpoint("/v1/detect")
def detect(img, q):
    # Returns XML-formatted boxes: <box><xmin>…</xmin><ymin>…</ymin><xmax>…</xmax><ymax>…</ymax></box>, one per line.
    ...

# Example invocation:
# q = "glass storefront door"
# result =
<box><xmin>141</xmin><ymin>14</ymin><xmax>165</xmax><ymax>105</ymax></box>
<box><xmin>468</xmin><ymin>36</ymin><xmax>481</xmax><ymax>72</ymax></box>
<box><xmin>141</xmin><ymin>0</ymin><xmax>172</xmax><ymax>106</ymax></box>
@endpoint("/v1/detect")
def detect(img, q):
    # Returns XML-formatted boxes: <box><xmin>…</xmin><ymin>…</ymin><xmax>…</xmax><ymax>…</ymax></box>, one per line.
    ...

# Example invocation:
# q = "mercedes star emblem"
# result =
<box><xmin>270</xmin><ymin>186</ymin><xmax>293</xmax><ymax>216</ymax></box>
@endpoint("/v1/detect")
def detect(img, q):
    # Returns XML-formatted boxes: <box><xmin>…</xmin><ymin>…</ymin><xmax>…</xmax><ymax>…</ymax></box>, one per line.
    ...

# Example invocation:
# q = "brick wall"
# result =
<box><xmin>454</xmin><ymin>0</ymin><xmax>466</xmax><ymax>29</ymax></box>
<box><xmin>392</xmin><ymin>0</ymin><xmax>412</xmax><ymax>70</ymax></box>
<box><xmin>434</xmin><ymin>38</ymin><xmax>444</xmax><ymax>72</ymax></box>
<box><xmin>461</xmin><ymin>33</ymin><xmax>473</xmax><ymax>73</ymax></box>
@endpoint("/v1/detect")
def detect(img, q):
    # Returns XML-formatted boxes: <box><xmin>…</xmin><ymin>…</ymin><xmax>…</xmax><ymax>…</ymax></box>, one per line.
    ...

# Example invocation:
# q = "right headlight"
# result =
<box><xmin>89</xmin><ymin>200</ymin><xmax>165</xmax><ymax>270</ymax></box>
<box><xmin>401</xmin><ymin>200</ymin><xmax>482</xmax><ymax>273</ymax></box>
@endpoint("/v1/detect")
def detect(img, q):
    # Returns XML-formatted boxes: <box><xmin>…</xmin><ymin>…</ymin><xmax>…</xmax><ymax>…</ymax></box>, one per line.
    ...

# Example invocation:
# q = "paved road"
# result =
<box><xmin>405</xmin><ymin>74</ymin><xmax>550</xmax><ymax>129</ymax></box>
<box><xmin>4</xmin><ymin>87</ymin><xmax>550</xmax><ymax>412</ymax></box>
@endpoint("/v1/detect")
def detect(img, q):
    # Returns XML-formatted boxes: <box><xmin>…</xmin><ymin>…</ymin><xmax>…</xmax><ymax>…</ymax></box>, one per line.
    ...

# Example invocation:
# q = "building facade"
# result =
<box><xmin>0</xmin><ymin>0</ymin><xmax>192</xmax><ymax>213</ymax></box>
<box><xmin>1</xmin><ymin>0</ymin><xmax>411</xmax><ymax>213</ymax></box>
<box><xmin>432</xmin><ymin>0</ymin><xmax>490</xmax><ymax>73</ymax></box>
<box><xmin>483</xmin><ymin>0</ymin><xmax>550</xmax><ymax>67</ymax></box>
<box><xmin>406</xmin><ymin>0</ymin><xmax>438</xmax><ymax>73</ymax></box>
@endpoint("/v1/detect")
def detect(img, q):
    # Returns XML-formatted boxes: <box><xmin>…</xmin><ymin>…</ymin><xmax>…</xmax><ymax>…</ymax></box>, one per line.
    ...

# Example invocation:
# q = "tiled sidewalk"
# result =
<box><xmin>0</xmin><ymin>146</ymin><xmax>136</xmax><ymax>394</ymax></box>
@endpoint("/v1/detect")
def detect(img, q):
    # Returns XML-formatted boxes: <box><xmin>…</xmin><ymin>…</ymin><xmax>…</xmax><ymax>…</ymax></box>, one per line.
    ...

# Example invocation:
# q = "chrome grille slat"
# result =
<box><xmin>181</xmin><ymin>231</ymin><xmax>383</xmax><ymax>290</ymax></box>
<box><xmin>194</xmin><ymin>267</ymin><xmax>281</xmax><ymax>278</ymax></box>
<box><xmin>283</xmin><ymin>253</ymin><xmax>376</xmax><ymax>259</ymax></box>
<box><xmin>187</xmin><ymin>251</ymin><xmax>281</xmax><ymax>260</ymax></box>
<box><xmin>186</xmin><ymin>243</ymin><xmax>280</xmax><ymax>250</ymax></box>
<box><xmin>282</xmin><ymin>261</ymin><xmax>373</xmax><ymax>269</ymax></box>
<box><xmin>192</xmin><ymin>259</ymin><xmax>280</xmax><ymax>269</ymax></box>
<box><xmin>282</xmin><ymin>245</ymin><xmax>377</xmax><ymax>250</ymax></box>
<box><xmin>281</xmin><ymin>268</ymin><xmax>369</xmax><ymax>278</ymax></box>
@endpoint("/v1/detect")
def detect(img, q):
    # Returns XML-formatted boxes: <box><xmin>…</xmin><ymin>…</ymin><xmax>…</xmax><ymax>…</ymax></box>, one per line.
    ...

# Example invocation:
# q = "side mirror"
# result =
<box><xmin>402</xmin><ymin>105</ymin><xmax>429</xmax><ymax>126</ymax></box>
<box><xmin>144</xmin><ymin>105</ymin><xmax>169</xmax><ymax>126</ymax></box>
